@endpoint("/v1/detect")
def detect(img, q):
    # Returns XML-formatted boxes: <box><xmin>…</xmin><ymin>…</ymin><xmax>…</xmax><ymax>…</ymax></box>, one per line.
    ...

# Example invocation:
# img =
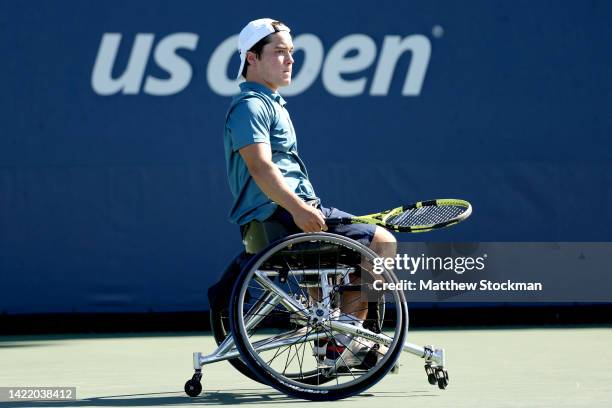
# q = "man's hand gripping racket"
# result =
<box><xmin>325</xmin><ymin>199</ymin><xmax>472</xmax><ymax>233</ymax></box>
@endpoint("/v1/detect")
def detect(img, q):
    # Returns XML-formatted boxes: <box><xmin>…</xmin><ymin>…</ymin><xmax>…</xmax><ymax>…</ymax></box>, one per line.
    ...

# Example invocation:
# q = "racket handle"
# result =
<box><xmin>325</xmin><ymin>217</ymin><xmax>352</xmax><ymax>226</ymax></box>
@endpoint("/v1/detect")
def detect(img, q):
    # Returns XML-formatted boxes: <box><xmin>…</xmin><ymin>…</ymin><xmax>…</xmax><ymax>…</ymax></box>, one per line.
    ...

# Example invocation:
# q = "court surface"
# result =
<box><xmin>1</xmin><ymin>327</ymin><xmax>611</xmax><ymax>407</ymax></box>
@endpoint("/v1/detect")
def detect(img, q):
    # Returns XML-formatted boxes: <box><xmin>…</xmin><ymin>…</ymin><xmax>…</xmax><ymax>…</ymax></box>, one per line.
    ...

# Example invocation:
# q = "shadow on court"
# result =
<box><xmin>0</xmin><ymin>389</ymin><xmax>438</xmax><ymax>406</ymax></box>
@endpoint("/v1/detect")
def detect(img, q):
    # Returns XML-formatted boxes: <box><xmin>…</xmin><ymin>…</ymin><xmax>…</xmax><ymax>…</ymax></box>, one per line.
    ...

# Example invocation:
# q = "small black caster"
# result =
<box><xmin>436</xmin><ymin>369</ymin><xmax>449</xmax><ymax>389</ymax></box>
<box><xmin>185</xmin><ymin>377</ymin><xmax>202</xmax><ymax>397</ymax></box>
<box><xmin>425</xmin><ymin>365</ymin><xmax>437</xmax><ymax>385</ymax></box>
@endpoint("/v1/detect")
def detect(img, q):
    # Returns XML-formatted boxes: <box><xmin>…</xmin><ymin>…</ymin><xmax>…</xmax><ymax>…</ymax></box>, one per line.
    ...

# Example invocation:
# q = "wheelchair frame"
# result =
<box><xmin>185</xmin><ymin>232</ymin><xmax>449</xmax><ymax>400</ymax></box>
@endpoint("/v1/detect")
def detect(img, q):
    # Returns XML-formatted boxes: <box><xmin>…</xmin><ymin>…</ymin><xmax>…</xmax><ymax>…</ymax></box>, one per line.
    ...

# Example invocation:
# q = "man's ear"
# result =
<box><xmin>246</xmin><ymin>51</ymin><xmax>258</xmax><ymax>66</ymax></box>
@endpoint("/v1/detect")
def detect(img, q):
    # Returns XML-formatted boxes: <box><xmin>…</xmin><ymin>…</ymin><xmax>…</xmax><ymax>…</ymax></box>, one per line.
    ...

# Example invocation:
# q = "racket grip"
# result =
<box><xmin>325</xmin><ymin>217</ymin><xmax>351</xmax><ymax>226</ymax></box>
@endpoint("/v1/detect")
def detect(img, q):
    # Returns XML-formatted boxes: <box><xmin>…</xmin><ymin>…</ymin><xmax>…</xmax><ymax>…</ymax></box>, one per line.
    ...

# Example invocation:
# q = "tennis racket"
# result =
<box><xmin>325</xmin><ymin>199</ymin><xmax>472</xmax><ymax>233</ymax></box>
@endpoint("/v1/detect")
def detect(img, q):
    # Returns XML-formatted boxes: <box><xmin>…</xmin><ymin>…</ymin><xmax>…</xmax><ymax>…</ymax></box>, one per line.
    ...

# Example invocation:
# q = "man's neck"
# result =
<box><xmin>245</xmin><ymin>76</ymin><xmax>278</xmax><ymax>93</ymax></box>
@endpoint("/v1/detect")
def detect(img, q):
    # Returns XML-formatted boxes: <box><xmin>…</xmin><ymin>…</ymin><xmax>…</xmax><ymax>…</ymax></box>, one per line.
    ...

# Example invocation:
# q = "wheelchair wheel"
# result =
<box><xmin>229</xmin><ymin>232</ymin><xmax>407</xmax><ymax>401</ymax></box>
<box><xmin>210</xmin><ymin>253</ymin><xmax>339</xmax><ymax>385</ymax></box>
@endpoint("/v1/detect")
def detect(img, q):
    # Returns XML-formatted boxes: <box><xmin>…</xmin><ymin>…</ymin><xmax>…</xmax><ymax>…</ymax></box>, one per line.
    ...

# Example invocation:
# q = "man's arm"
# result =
<box><xmin>239</xmin><ymin>143</ymin><xmax>327</xmax><ymax>233</ymax></box>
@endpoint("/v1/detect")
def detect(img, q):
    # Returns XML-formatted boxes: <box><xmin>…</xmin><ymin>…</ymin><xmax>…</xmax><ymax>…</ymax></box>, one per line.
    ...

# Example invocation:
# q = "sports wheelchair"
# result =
<box><xmin>184</xmin><ymin>231</ymin><xmax>448</xmax><ymax>401</ymax></box>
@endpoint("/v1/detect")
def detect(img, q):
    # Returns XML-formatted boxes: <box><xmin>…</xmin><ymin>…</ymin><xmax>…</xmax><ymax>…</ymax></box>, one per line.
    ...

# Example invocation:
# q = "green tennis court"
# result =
<box><xmin>1</xmin><ymin>327</ymin><xmax>610</xmax><ymax>407</ymax></box>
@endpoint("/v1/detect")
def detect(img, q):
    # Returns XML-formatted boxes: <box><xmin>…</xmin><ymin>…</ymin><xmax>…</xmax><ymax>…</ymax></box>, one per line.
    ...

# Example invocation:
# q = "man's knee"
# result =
<box><xmin>370</xmin><ymin>227</ymin><xmax>396</xmax><ymax>256</ymax></box>
<box><xmin>372</xmin><ymin>226</ymin><xmax>396</xmax><ymax>244</ymax></box>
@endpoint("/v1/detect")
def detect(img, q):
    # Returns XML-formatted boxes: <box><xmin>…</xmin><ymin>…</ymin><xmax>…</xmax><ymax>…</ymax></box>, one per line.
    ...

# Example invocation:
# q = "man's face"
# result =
<box><xmin>247</xmin><ymin>31</ymin><xmax>294</xmax><ymax>91</ymax></box>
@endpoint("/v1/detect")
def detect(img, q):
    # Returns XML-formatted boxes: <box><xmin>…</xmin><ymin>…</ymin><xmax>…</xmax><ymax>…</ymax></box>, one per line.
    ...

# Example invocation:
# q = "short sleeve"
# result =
<box><xmin>226</xmin><ymin>98</ymin><xmax>271</xmax><ymax>151</ymax></box>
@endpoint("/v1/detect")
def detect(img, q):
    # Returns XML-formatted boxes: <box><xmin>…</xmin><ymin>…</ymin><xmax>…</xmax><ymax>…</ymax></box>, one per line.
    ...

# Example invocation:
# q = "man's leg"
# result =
<box><xmin>342</xmin><ymin>226</ymin><xmax>397</xmax><ymax>321</ymax></box>
<box><xmin>322</xmin><ymin>226</ymin><xmax>396</xmax><ymax>368</ymax></box>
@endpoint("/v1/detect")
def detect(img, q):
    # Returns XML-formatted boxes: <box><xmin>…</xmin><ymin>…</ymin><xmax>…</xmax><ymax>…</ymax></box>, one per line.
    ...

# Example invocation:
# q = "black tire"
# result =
<box><xmin>229</xmin><ymin>233</ymin><xmax>408</xmax><ymax>401</ymax></box>
<box><xmin>436</xmin><ymin>370</ymin><xmax>449</xmax><ymax>389</ymax></box>
<box><xmin>425</xmin><ymin>365</ymin><xmax>437</xmax><ymax>385</ymax></box>
<box><xmin>184</xmin><ymin>379</ymin><xmax>202</xmax><ymax>397</ymax></box>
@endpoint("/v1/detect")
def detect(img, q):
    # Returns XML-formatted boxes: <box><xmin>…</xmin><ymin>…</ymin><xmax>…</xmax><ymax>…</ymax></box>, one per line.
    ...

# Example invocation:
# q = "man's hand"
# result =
<box><xmin>289</xmin><ymin>203</ymin><xmax>327</xmax><ymax>233</ymax></box>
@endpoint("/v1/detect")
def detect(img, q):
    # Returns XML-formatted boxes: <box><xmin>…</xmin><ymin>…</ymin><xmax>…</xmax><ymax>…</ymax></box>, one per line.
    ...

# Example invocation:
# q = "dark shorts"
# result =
<box><xmin>320</xmin><ymin>205</ymin><xmax>376</xmax><ymax>247</ymax></box>
<box><xmin>250</xmin><ymin>202</ymin><xmax>376</xmax><ymax>248</ymax></box>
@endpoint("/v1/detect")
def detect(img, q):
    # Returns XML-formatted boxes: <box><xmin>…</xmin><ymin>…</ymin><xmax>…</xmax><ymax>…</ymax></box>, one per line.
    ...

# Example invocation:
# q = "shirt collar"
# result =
<box><xmin>240</xmin><ymin>81</ymin><xmax>287</xmax><ymax>107</ymax></box>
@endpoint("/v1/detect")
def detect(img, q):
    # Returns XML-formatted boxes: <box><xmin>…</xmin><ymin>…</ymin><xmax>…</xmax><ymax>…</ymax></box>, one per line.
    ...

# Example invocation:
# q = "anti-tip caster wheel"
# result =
<box><xmin>435</xmin><ymin>369</ymin><xmax>449</xmax><ymax>389</ymax></box>
<box><xmin>184</xmin><ymin>378</ymin><xmax>202</xmax><ymax>397</ymax></box>
<box><xmin>425</xmin><ymin>365</ymin><xmax>437</xmax><ymax>385</ymax></box>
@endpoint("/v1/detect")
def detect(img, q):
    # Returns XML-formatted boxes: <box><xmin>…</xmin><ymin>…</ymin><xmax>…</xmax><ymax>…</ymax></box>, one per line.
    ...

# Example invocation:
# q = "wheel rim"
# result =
<box><xmin>232</xmin><ymin>233</ymin><xmax>407</xmax><ymax>393</ymax></box>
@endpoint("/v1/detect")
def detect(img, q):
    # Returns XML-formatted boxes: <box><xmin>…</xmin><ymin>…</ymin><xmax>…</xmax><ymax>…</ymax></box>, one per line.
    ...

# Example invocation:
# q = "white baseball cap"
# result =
<box><xmin>237</xmin><ymin>18</ymin><xmax>291</xmax><ymax>79</ymax></box>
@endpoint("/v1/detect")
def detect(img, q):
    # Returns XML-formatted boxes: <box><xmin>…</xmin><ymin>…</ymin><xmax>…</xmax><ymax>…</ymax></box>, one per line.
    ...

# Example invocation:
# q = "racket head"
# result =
<box><xmin>369</xmin><ymin>199</ymin><xmax>472</xmax><ymax>232</ymax></box>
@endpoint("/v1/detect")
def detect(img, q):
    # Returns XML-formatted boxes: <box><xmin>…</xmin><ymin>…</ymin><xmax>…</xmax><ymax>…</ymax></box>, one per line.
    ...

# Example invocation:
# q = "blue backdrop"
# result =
<box><xmin>1</xmin><ymin>0</ymin><xmax>610</xmax><ymax>313</ymax></box>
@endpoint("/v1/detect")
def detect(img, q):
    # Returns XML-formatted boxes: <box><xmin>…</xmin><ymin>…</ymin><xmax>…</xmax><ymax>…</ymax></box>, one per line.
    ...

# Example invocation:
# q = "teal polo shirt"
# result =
<box><xmin>224</xmin><ymin>82</ymin><xmax>317</xmax><ymax>225</ymax></box>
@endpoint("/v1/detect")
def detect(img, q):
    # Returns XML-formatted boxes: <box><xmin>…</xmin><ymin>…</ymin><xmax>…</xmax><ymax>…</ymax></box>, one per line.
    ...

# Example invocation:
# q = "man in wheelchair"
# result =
<box><xmin>219</xmin><ymin>18</ymin><xmax>397</xmax><ymax>372</ymax></box>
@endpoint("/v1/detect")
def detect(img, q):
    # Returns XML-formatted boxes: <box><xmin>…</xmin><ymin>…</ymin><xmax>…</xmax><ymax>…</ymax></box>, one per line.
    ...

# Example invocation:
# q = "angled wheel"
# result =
<box><xmin>229</xmin><ymin>233</ymin><xmax>408</xmax><ymax>401</ymax></box>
